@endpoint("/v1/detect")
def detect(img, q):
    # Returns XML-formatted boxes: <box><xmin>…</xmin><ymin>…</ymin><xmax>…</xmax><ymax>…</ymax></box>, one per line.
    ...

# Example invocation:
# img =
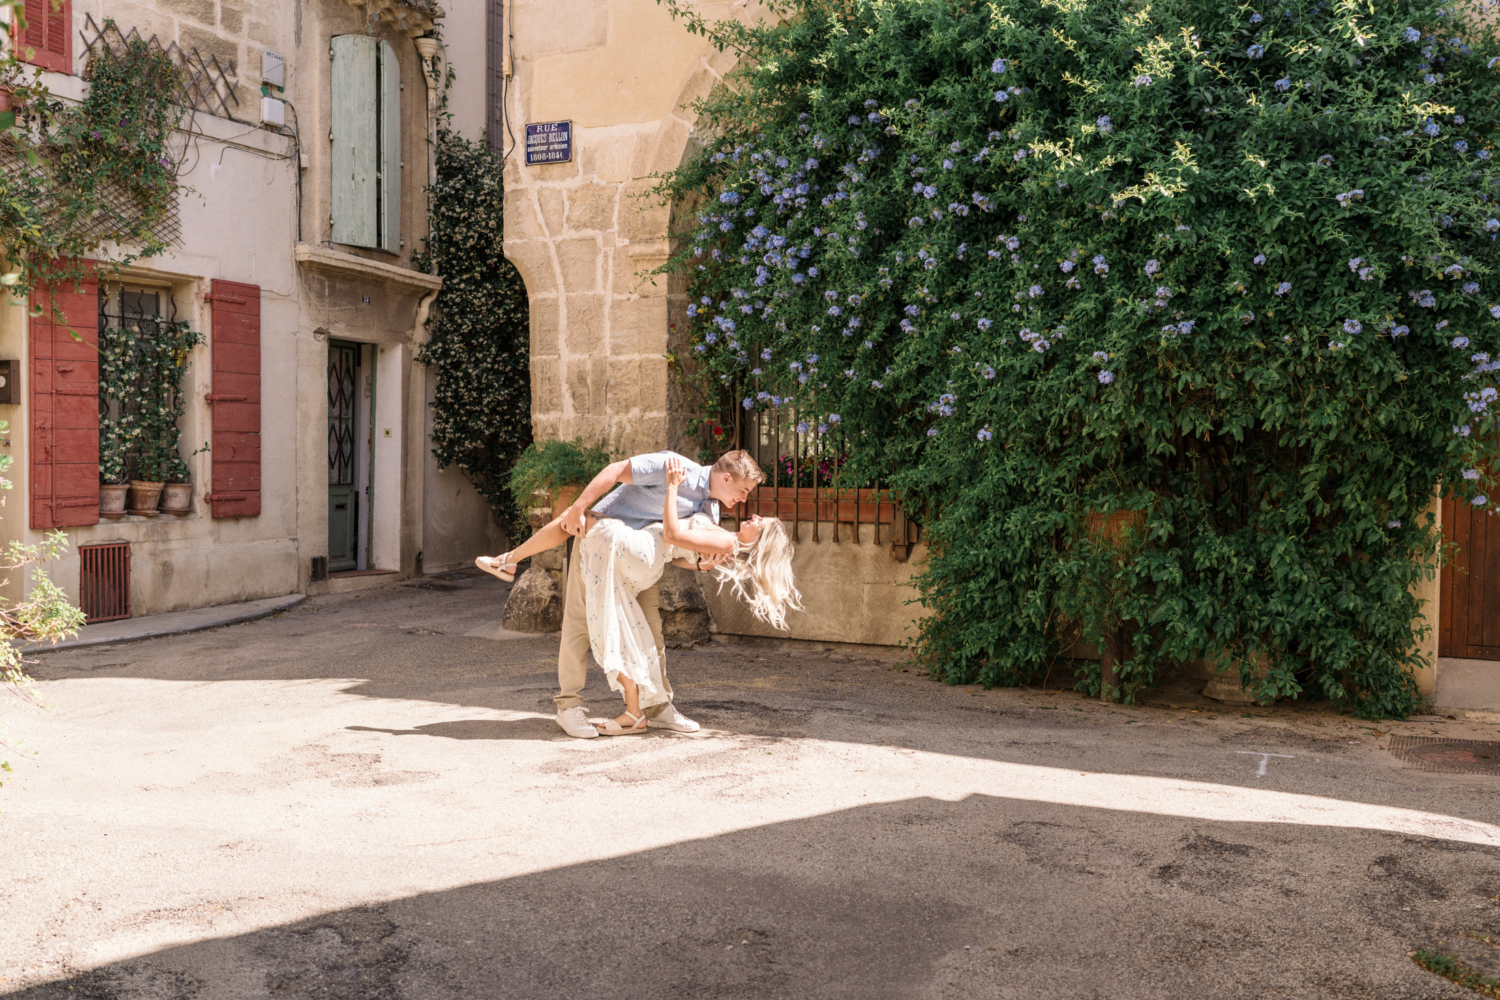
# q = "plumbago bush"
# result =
<box><xmin>658</xmin><ymin>0</ymin><xmax>1500</xmax><ymax>717</ymax></box>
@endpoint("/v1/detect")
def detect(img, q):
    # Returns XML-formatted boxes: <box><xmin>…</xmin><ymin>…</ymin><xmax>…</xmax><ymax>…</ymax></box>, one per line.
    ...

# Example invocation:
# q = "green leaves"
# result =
<box><xmin>414</xmin><ymin>130</ymin><xmax>531</xmax><ymax>537</ymax></box>
<box><xmin>659</xmin><ymin>0</ymin><xmax>1500</xmax><ymax>717</ymax></box>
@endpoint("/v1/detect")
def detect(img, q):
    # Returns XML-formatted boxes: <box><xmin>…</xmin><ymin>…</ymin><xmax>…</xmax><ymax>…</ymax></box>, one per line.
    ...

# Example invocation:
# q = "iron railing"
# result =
<box><xmin>722</xmin><ymin>402</ymin><xmax>922</xmax><ymax>560</ymax></box>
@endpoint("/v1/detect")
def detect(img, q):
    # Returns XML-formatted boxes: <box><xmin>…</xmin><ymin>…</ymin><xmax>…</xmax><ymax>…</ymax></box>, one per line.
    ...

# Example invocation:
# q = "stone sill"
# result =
<box><xmin>295</xmin><ymin>244</ymin><xmax>443</xmax><ymax>294</ymax></box>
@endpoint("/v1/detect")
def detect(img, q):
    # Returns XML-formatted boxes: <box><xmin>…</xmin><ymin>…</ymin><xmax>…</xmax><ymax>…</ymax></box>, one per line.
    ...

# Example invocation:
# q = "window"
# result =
<box><xmin>330</xmin><ymin>35</ymin><xmax>401</xmax><ymax>253</ymax></box>
<box><xmin>14</xmin><ymin>0</ymin><xmax>71</xmax><ymax>74</ymax></box>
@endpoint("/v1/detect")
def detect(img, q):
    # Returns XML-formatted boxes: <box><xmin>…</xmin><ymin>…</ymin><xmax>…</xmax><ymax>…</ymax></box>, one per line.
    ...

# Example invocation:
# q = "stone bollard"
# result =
<box><xmin>501</xmin><ymin>566</ymin><xmax>562</xmax><ymax>632</ymax></box>
<box><xmin>500</xmin><ymin>506</ymin><xmax>567</xmax><ymax>633</ymax></box>
<box><xmin>658</xmin><ymin>563</ymin><xmax>712</xmax><ymax>647</ymax></box>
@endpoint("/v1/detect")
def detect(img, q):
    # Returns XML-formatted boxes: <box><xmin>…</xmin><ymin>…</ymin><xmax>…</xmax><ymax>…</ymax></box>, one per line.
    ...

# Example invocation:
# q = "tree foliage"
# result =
<box><xmin>658</xmin><ymin>0</ymin><xmax>1500</xmax><ymax>717</ymax></box>
<box><xmin>415</xmin><ymin>129</ymin><xmax>533</xmax><ymax>537</ymax></box>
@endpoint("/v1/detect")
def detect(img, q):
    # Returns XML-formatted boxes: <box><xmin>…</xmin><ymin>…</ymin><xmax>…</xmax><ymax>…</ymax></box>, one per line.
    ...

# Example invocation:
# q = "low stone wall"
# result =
<box><xmin>702</xmin><ymin>522</ymin><xmax>927</xmax><ymax>647</ymax></box>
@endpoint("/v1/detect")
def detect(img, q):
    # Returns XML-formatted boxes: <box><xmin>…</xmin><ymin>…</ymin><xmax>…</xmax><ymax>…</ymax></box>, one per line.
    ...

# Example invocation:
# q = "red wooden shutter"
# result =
<box><xmin>16</xmin><ymin>0</ymin><xmax>71</xmax><ymax>74</ymax></box>
<box><xmin>30</xmin><ymin>265</ymin><xmax>99</xmax><ymax>530</ymax></box>
<box><xmin>207</xmin><ymin>280</ymin><xmax>261</xmax><ymax>518</ymax></box>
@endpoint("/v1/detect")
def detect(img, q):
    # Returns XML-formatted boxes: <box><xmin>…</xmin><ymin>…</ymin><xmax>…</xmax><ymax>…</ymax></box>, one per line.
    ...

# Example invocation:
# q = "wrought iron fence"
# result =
<box><xmin>722</xmin><ymin>401</ymin><xmax>922</xmax><ymax>560</ymax></box>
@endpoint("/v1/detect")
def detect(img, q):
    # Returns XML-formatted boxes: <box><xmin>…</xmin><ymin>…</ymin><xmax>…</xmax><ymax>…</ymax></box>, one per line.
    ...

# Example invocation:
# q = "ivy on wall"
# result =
<box><xmin>415</xmin><ymin>128</ymin><xmax>532</xmax><ymax>537</ymax></box>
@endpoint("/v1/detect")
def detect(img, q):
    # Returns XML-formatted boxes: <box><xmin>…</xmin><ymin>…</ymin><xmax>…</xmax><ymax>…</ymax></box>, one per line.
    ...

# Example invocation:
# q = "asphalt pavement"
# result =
<box><xmin>2</xmin><ymin>572</ymin><xmax>1498</xmax><ymax>999</ymax></box>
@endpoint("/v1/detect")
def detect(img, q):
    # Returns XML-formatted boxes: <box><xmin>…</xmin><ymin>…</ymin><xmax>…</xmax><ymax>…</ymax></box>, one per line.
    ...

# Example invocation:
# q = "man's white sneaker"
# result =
<box><xmin>647</xmin><ymin>703</ymin><xmax>700</xmax><ymax>733</ymax></box>
<box><xmin>556</xmin><ymin>706</ymin><xmax>600</xmax><ymax>739</ymax></box>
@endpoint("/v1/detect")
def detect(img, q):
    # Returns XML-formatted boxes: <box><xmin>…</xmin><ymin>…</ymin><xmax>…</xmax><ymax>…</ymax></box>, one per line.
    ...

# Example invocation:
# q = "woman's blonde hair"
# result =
<box><xmin>709</xmin><ymin>516</ymin><xmax>802</xmax><ymax>630</ymax></box>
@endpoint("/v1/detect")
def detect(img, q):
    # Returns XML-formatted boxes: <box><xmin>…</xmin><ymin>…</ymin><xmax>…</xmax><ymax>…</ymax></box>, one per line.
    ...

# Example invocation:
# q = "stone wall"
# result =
<box><xmin>72</xmin><ymin>0</ymin><xmax>272</xmax><ymax>123</ymax></box>
<box><xmin>501</xmin><ymin>0</ymin><xmax>761</xmax><ymax>456</ymax></box>
<box><xmin>701</xmin><ymin>523</ymin><xmax>928</xmax><ymax>647</ymax></box>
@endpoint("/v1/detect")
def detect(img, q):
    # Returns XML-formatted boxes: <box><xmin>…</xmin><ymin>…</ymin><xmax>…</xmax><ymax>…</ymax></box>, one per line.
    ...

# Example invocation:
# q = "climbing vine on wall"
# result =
<box><xmin>0</xmin><ymin>17</ymin><xmax>184</xmax><ymax>297</ymax></box>
<box><xmin>97</xmin><ymin>307</ymin><xmax>203</xmax><ymax>484</ymax></box>
<box><xmin>415</xmin><ymin>128</ymin><xmax>532</xmax><ymax>537</ymax></box>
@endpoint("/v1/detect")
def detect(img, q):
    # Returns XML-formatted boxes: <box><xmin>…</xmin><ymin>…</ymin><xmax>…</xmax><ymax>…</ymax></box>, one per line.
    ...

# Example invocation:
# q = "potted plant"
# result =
<box><xmin>127</xmin><ymin>445</ymin><xmax>164</xmax><ymax>517</ymax></box>
<box><xmin>158</xmin><ymin>452</ymin><xmax>192</xmax><ymax>515</ymax></box>
<box><xmin>99</xmin><ymin>425</ymin><xmax>127</xmax><ymax>520</ymax></box>
<box><xmin>509</xmin><ymin>438</ymin><xmax>615</xmax><ymax>521</ymax></box>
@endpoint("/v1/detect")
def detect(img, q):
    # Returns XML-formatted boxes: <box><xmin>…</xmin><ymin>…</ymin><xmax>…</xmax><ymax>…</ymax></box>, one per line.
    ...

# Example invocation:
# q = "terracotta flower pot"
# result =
<box><xmin>127</xmin><ymin>480</ymin><xmax>164</xmax><ymax>517</ymax></box>
<box><xmin>100</xmin><ymin>483</ymin><xmax>128</xmax><ymax>520</ymax></box>
<box><xmin>551</xmin><ymin>484</ymin><xmax>583</xmax><ymax>521</ymax></box>
<box><xmin>159</xmin><ymin>482</ymin><xmax>193</xmax><ymax>515</ymax></box>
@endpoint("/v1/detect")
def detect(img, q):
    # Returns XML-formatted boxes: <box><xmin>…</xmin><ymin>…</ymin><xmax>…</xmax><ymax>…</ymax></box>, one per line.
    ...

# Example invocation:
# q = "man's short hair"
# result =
<box><xmin>711</xmin><ymin>449</ymin><xmax>766</xmax><ymax>484</ymax></box>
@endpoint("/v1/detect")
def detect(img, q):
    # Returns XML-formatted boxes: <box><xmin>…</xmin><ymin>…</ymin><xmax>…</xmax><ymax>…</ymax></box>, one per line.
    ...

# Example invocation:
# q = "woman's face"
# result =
<box><xmin>736</xmin><ymin>515</ymin><xmax>767</xmax><ymax>546</ymax></box>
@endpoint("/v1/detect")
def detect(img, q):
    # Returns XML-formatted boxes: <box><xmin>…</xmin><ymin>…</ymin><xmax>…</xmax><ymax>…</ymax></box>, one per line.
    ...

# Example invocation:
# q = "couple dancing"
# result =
<box><xmin>478</xmin><ymin>449</ymin><xmax>801</xmax><ymax>737</ymax></box>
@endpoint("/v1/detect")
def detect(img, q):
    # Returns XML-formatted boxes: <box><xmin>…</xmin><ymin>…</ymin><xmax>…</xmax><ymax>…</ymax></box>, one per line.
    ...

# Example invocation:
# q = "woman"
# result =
<box><xmin>479</xmin><ymin>458</ymin><xmax>800</xmax><ymax>734</ymax></box>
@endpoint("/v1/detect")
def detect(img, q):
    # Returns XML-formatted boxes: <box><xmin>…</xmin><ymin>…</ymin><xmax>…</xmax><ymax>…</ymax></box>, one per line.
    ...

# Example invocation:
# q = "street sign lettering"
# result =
<box><xmin>525</xmin><ymin>121</ymin><xmax>573</xmax><ymax>165</ymax></box>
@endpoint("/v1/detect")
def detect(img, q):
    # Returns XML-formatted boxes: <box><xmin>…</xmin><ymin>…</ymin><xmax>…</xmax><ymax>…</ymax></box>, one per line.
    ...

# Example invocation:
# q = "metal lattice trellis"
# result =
<box><xmin>79</xmin><ymin>14</ymin><xmax>241</xmax><ymax>120</ymax></box>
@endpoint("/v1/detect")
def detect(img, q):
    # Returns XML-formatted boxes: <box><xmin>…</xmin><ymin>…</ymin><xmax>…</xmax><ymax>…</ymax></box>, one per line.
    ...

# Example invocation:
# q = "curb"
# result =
<box><xmin>21</xmin><ymin>594</ymin><xmax>308</xmax><ymax>654</ymax></box>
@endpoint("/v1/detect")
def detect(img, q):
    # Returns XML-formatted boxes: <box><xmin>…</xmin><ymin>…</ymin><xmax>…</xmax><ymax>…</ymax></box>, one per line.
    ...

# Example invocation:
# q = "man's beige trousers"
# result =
<box><xmin>554</xmin><ymin>538</ymin><xmax>672</xmax><ymax>715</ymax></box>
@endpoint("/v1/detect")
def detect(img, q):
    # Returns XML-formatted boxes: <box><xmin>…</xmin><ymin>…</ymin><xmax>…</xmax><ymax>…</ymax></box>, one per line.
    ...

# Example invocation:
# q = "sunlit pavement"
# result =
<box><xmin>2</xmin><ymin>574</ymin><xmax>1498</xmax><ymax>999</ymax></box>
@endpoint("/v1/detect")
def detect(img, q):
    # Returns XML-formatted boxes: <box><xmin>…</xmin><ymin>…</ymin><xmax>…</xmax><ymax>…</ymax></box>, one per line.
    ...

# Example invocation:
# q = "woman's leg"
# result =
<box><xmin>598</xmin><ymin>671</ymin><xmax>647</xmax><ymax>732</ymax></box>
<box><xmin>492</xmin><ymin>515</ymin><xmax>571</xmax><ymax>566</ymax></box>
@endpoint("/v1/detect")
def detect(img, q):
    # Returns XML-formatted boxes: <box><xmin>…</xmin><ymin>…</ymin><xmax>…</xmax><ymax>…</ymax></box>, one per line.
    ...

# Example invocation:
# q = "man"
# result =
<box><xmin>553</xmin><ymin>449</ymin><xmax>764</xmax><ymax>738</ymax></box>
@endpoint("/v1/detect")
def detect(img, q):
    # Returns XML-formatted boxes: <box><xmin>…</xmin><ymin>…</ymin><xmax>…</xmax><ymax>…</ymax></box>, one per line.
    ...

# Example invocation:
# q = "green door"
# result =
<box><xmin>328</xmin><ymin>342</ymin><xmax>359</xmax><ymax>572</ymax></box>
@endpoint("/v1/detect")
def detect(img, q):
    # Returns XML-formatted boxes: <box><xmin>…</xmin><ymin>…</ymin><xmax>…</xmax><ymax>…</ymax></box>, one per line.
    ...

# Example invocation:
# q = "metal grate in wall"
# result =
<box><xmin>79</xmin><ymin>543</ymin><xmax>131</xmax><ymax>623</ymax></box>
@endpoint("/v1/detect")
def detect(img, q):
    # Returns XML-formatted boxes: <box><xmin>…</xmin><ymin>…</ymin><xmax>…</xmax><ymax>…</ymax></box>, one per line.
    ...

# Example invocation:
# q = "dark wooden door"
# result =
<box><xmin>327</xmin><ymin>342</ymin><xmax>359</xmax><ymax>572</ymax></box>
<box><xmin>1441</xmin><ymin>488</ymin><xmax>1500</xmax><ymax>660</ymax></box>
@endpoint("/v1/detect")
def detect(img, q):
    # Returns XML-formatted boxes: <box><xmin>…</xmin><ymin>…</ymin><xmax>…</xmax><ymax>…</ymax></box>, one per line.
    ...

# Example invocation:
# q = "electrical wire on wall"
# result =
<box><xmin>280</xmin><ymin>98</ymin><xmax>305</xmax><ymax>243</ymax></box>
<box><xmin>501</xmin><ymin>0</ymin><xmax>516</xmax><ymax>161</ymax></box>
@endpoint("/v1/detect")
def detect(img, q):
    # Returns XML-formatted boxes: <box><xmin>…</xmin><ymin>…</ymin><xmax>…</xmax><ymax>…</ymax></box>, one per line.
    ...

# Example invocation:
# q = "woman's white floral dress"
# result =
<box><xmin>580</xmin><ymin>518</ymin><xmax>698</xmax><ymax>708</ymax></box>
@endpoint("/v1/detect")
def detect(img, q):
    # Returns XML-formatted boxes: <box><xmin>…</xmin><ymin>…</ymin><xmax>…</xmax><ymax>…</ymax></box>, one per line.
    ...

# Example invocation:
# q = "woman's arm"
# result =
<box><xmin>664</xmin><ymin>458</ymin><xmax>737</xmax><ymax>557</ymax></box>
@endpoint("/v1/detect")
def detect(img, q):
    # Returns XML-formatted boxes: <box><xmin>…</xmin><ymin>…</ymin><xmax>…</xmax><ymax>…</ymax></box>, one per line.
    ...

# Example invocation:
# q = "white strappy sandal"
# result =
<box><xmin>595</xmin><ymin>710</ymin><xmax>649</xmax><ymax>736</ymax></box>
<box><xmin>474</xmin><ymin>554</ymin><xmax>517</xmax><ymax>583</ymax></box>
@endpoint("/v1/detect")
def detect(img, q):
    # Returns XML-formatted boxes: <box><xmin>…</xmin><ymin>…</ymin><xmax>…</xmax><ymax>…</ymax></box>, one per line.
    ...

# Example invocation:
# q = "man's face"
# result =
<box><xmin>710</xmin><ymin>472</ymin><xmax>759</xmax><ymax>508</ymax></box>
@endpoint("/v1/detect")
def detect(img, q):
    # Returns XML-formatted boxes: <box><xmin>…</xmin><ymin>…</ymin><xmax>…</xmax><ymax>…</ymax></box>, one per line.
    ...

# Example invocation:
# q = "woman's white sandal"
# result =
<box><xmin>475</xmin><ymin>554</ymin><xmax>517</xmax><ymax>583</ymax></box>
<box><xmin>595</xmin><ymin>710</ymin><xmax>649</xmax><ymax>736</ymax></box>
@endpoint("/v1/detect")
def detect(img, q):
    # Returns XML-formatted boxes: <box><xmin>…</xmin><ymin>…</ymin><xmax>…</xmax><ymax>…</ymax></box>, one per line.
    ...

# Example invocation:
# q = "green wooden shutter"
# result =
<box><xmin>331</xmin><ymin>34</ymin><xmax>377</xmax><ymax>248</ymax></box>
<box><xmin>378</xmin><ymin>40</ymin><xmax>402</xmax><ymax>254</ymax></box>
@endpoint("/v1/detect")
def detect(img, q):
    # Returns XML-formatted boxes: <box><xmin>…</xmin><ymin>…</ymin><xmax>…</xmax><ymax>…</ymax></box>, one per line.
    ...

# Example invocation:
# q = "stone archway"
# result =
<box><xmin>499</xmin><ymin>3</ymin><xmax>744</xmax><ymax>456</ymax></box>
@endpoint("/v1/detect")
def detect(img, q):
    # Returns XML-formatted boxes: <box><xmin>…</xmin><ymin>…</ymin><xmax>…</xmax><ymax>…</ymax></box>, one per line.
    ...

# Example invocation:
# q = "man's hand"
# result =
<box><xmin>560</xmin><ymin>502</ymin><xmax>588</xmax><ymax>537</ymax></box>
<box><xmin>697</xmin><ymin>551</ymin><xmax>729</xmax><ymax>572</ymax></box>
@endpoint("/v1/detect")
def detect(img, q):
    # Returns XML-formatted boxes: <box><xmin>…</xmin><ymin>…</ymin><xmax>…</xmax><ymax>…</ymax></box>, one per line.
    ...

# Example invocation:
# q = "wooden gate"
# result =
<box><xmin>1440</xmin><ymin>488</ymin><xmax>1500</xmax><ymax>660</ymax></box>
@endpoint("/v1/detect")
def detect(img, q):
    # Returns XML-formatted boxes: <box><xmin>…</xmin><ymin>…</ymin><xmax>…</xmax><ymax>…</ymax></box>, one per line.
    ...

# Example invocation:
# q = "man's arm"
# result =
<box><xmin>561</xmin><ymin>459</ymin><xmax>633</xmax><ymax>537</ymax></box>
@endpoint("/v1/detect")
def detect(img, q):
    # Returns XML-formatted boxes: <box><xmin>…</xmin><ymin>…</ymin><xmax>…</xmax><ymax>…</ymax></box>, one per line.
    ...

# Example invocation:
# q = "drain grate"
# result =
<box><xmin>1389</xmin><ymin>735</ymin><xmax>1500</xmax><ymax>775</ymax></box>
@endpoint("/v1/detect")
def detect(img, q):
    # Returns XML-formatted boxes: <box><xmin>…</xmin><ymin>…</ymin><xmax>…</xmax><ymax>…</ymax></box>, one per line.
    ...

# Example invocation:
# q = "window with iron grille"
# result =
<box><xmin>97</xmin><ymin>285</ymin><xmax>203</xmax><ymax>484</ymax></box>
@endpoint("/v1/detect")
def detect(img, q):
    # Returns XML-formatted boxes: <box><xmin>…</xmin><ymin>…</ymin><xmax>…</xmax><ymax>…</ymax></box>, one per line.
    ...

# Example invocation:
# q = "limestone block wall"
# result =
<box><xmin>701</xmin><ymin>524</ymin><xmax>929</xmax><ymax>647</ymax></box>
<box><xmin>501</xmin><ymin>0</ymin><xmax>759</xmax><ymax>456</ymax></box>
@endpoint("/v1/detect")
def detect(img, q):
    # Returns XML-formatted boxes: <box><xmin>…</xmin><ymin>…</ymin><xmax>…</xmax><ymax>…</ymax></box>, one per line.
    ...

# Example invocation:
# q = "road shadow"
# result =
<box><xmin>5</xmin><ymin>794</ymin><xmax>1488</xmax><ymax>1000</ymax></box>
<box><xmin>346</xmin><ymin>718</ymin><xmax>561</xmax><ymax>741</ymax></box>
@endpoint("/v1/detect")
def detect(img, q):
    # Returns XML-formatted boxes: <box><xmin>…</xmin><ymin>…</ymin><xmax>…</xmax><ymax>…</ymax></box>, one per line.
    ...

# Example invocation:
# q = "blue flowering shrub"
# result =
<box><xmin>657</xmin><ymin>0</ymin><xmax>1500</xmax><ymax>717</ymax></box>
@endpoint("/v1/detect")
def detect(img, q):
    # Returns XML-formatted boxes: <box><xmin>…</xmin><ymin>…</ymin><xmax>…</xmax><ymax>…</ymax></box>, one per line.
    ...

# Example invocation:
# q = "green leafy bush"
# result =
<box><xmin>509</xmin><ymin>438</ymin><xmax>616</xmax><ymax>509</ymax></box>
<box><xmin>415</xmin><ymin>128</ymin><xmax>532</xmax><ymax>536</ymax></box>
<box><xmin>659</xmin><ymin>0</ymin><xmax>1500</xmax><ymax>717</ymax></box>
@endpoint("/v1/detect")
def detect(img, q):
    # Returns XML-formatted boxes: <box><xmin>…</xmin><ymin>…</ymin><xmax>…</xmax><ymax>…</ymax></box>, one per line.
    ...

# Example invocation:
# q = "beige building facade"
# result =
<box><xmin>1</xmin><ymin>0</ymin><xmax>504</xmax><ymax>621</ymax></box>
